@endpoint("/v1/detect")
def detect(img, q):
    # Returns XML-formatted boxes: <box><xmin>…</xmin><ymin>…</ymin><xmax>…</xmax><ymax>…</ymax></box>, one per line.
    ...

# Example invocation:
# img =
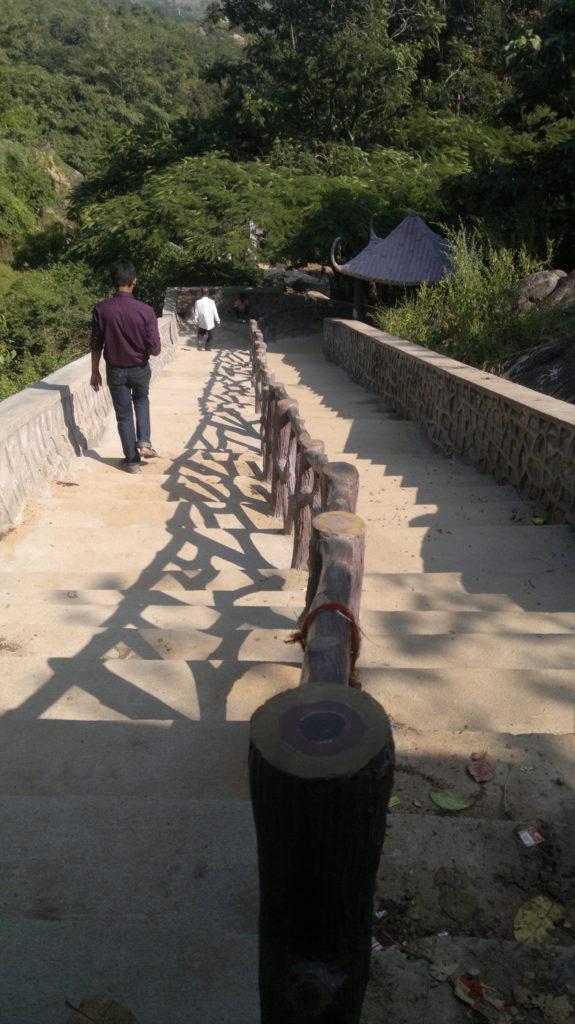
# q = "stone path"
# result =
<box><xmin>0</xmin><ymin>317</ymin><xmax>573</xmax><ymax>1023</ymax></box>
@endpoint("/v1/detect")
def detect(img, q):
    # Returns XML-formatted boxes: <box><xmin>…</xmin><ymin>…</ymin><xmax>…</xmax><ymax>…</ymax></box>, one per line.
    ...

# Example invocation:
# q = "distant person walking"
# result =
<box><xmin>233</xmin><ymin>292</ymin><xmax>251</xmax><ymax>321</ymax></box>
<box><xmin>192</xmin><ymin>287</ymin><xmax>220</xmax><ymax>351</ymax></box>
<box><xmin>90</xmin><ymin>259</ymin><xmax>161</xmax><ymax>473</ymax></box>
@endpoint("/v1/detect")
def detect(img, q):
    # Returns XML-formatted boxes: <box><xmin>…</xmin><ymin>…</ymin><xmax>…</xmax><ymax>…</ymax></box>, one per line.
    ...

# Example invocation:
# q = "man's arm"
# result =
<box><xmin>90</xmin><ymin>349</ymin><xmax>102</xmax><ymax>392</ymax></box>
<box><xmin>145</xmin><ymin>309</ymin><xmax>162</xmax><ymax>357</ymax></box>
<box><xmin>90</xmin><ymin>308</ymin><xmax>103</xmax><ymax>391</ymax></box>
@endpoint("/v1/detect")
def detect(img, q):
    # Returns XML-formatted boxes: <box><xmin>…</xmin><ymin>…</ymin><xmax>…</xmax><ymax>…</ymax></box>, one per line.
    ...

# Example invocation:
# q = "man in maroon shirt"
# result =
<box><xmin>90</xmin><ymin>260</ymin><xmax>161</xmax><ymax>472</ymax></box>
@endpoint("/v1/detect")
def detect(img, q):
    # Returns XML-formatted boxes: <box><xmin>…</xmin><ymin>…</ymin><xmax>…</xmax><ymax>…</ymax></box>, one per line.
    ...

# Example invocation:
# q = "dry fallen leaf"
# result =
<box><xmin>468</xmin><ymin>750</ymin><xmax>497</xmax><ymax>783</ymax></box>
<box><xmin>67</xmin><ymin>995</ymin><xmax>139</xmax><ymax>1024</ymax></box>
<box><xmin>514</xmin><ymin>894</ymin><xmax>566</xmax><ymax>944</ymax></box>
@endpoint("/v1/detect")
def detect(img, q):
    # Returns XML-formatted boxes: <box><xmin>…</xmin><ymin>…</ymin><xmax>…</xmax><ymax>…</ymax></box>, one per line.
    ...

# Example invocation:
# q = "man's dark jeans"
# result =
<box><xmin>197</xmin><ymin>327</ymin><xmax>214</xmax><ymax>350</ymax></box>
<box><xmin>106</xmin><ymin>363</ymin><xmax>152</xmax><ymax>463</ymax></box>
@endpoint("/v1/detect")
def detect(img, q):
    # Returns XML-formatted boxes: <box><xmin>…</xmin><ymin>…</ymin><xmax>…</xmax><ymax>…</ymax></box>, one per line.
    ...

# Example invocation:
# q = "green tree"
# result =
<box><xmin>206</xmin><ymin>0</ymin><xmax>444</xmax><ymax>153</ymax></box>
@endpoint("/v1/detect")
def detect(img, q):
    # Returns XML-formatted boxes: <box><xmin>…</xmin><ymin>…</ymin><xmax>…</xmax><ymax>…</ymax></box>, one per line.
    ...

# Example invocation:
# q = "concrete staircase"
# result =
<box><xmin>0</xmin><ymin>319</ymin><xmax>573</xmax><ymax>1023</ymax></box>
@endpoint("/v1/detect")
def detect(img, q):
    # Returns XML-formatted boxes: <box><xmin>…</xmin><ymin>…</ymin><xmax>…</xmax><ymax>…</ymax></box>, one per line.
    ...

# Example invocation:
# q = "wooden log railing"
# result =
<box><xmin>248</xmin><ymin>321</ymin><xmax>395</xmax><ymax>1024</ymax></box>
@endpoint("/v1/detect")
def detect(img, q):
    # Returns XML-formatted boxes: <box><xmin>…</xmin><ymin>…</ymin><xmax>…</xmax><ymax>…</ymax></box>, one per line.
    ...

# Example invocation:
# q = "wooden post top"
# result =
<box><xmin>250</xmin><ymin>683</ymin><xmax>392</xmax><ymax>780</ymax></box>
<box><xmin>312</xmin><ymin>510</ymin><xmax>365</xmax><ymax>538</ymax></box>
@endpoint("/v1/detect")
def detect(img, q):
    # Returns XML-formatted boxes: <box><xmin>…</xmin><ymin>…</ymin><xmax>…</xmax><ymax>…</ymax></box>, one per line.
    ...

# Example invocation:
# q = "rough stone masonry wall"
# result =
<box><xmin>324</xmin><ymin>319</ymin><xmax>575</xmax><ymax>526</ymax></box>
<box><xmin>0</xmin><ymin>292</ymin><xmax>179</xmax><ymax>534</ymax></box>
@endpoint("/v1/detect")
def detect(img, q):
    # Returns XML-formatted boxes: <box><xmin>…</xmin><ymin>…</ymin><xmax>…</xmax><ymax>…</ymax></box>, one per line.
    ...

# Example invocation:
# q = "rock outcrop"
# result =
<box><xmin>514</xmin><ymin>267</ymin><xmax>575</xmax><ymax>312</ymax></box>
<box><xmin>503</xmin><ymin>333</ymin><xmax>575</xmax><ymax>404</ymax></box>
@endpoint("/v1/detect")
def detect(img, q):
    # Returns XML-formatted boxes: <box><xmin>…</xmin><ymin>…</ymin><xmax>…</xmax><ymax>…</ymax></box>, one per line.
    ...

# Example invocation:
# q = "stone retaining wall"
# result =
<box><xmin>324</xmin><ymin>319</ymin><xmax>575</xmax><ymax>526</ymax></box>
<box><xmin>0</xmin><ymin>295</ymin><xmax>179</xmax><ymax>534</ymax></box>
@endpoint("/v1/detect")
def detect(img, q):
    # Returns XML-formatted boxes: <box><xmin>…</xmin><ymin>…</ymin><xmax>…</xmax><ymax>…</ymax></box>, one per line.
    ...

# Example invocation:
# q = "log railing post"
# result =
<box><xmin>289</xmin><ymin>437</ymin><xmax>324</xmax><ymax>566</ymax></box>
<box><xmin>250</xmin><ymin>684</ymin><xmax>394</xmax><ymax>1024</ymax></box>
<box><xmin>271</xmin><ymin>398</ymin><xmax>298</xmax><ymax>522</ymax></box>
<box><xmin>321</xmin><ymin>462</ymin><xmax>360</xmax><ymax>515</ymax></box>
<box><xmin>261</xmin><ymin>374</ymin><xmax>275</xmax><ymax>484</ymax></box>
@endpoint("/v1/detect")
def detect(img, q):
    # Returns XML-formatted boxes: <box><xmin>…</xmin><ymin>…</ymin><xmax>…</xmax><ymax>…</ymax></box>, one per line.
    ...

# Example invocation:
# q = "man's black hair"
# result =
<box><xmin>111</xmin><ymin>260</ymin><xmax>137</xmax><ymax>288</ymax></box>
<box><xmin>201</xmin><ymin>286</ymin><xmax>210</xmax><ymax>296</ymax></box>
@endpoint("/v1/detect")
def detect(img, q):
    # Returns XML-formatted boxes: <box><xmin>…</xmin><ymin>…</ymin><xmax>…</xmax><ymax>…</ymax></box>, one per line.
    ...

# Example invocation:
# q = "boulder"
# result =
<box><xmin>514</xmin><ymin>269</ymin><xmax>566</xmax><ymax>310</ymax></box>
<box><xmin>543</xmin><ymin>268</ymin><xmax>575</xmax><ymax>309</ymax></box>
<box><xmin>502</xmin><ymin>333</ymin><xmax>575</xmax><ymax>404</ymax></box>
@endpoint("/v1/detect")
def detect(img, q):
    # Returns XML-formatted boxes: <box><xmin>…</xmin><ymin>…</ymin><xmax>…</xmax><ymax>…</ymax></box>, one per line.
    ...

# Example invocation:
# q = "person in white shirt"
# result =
<box><xmin>192</xmin><ymin>287</ymin><xmax>220</xmax><ymax>351</ymax></box>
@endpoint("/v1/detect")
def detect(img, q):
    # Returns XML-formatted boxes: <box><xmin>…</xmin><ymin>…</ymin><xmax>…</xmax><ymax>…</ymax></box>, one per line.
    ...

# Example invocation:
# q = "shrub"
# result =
<box><xmin>371</xmin><ymin>227</ymin><xmax>570</xmax><ymax>369</ymax></box>
<box><xmin>0</xmin><ymin>261</ymin><xmax>99</xmax><ymax>401</ymax></box>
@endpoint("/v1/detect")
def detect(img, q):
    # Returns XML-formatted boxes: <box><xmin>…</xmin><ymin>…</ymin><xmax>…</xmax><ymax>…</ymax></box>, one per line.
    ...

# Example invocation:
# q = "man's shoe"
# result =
<box><xmin>121</xmin><ymin>459</ymin><xmax>141</xmax><ymax>473</ymax></box>
<box><xmin>137</xmin><ymin>446</ymin><xmax>158</xmax><ymax>458</ymax></box>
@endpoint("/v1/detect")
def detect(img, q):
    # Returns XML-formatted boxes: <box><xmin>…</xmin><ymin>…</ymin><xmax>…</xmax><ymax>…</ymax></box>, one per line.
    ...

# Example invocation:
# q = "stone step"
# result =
<box><xmin>287</xmin><ymin>417</ymin><xmax>436</xmax><ymax>455</ymax></box>
<box><xmin>0</xmin><ymin>623</ymin><xmax>299</xmax><ymax>660</ymax></box>
<box><xmin>0</xmin><ymin>719</ymin><xmax>254</xmax><ymax>798</ymax></box>
<box><xmin>0</xmin><ymin>797</ymin><xmax>259</xmax><ymax>1024</ymax></box>
<box><xmin>358</xmin><ymin>498</ymin><xmax>542</xmax><ymax>526</ymax></box>
<box><xmin>357</xmin><ymin>524</ymin><xmax>575</xmax><ymax>574</ymax></box>
<box><xmin>0</xmin><ymin>688</ymin><xmax>572</xmax><ymax>823</ymax></box>
<box><xmin>42</xmin><ymin>471</ymin><xmax>271</xmax><ymax>504</ymax></box>
<box><xmin>0</xmin><ymin>567</ymin><xmax>307</xmax><ymax>591</ymax></box>
<box><xmin>361</xmin><ymin>608</ymin><xmax>575</xmax><ymax>634</ymax></box>
<box><xmin>0</xmin><ymin>656</ymin><xmax>299</xmax><ymax>724</ymax></box>
<box><xmin>0</xmin><ymin>597</ymin><xmax>300</xmax><ymax>630</ymax></box>
<box><xmin>365</xmin><ymin>936</ymin><xmax>575</xmax><ymax>1024</ymax></box>
<box><xmin>0</xmin><ymin>922</ymin><xmax>258</xmax><ymax>1024</ymax></box>
<box><xmin>7</xmin><ymin>491</ymin><xmax>544</xmax><ymax>532</ymax></box>
<box><xmin>0</xmin><ymin>523</ymin><xmax>294</xmax><ymax>572</ymax></box>
<box><xmin>47</xmin><ymin>472</ymin><xmax>519</xmax><ymax>511</ymax></box>
<box><xmin>2</xmin><ymin>620</ymin><xmax>575</xmax><ymax>668</ymax></box>
<box><xmin>5</xmin><ymin>520</ymin><xmax>572</xmax><ymax>575</ymax></box>
<box><xmin>392</xmin><ymin>729</ymin><xmax>574</xmax><ymax>822</ymax></box>
<box><xmin>3</xmin><ymin>598</ymin><xmax>575</xmax><ymax>637</ymax></box>
<box><xmin>0</xmin><ymin>644</ymin><xmax>572</xmax><ymax>733</ymax></box>
<box><xmin>360</xmin><ymin>569</ymin><xmax>575</xmax><ymax>612</ymax></box>
<box><xmin>0</xmin><ymin>584</ymin><xmax>306</xmax><ymax>609</ymax></box>
<box><xmin>361</xmin><ymin>666</ymin><xmax>574</xmax><ymax>733</ymax></box>
<box><xmin>69</xmin><ymin>451</ymin><xmax>261</xmax><ymax>478</ymax></box>
<box><xmin>0</xmin><ymin>565</ymin><xmax>571</xmax><ymax>611</ymax></box>
<box><xmin>33</xmin><ymin>496</ymin><xmax>280</xmax><ymax>531</ymax></box>
<box><xmin>376</xmin><ymin>815</ymin><xmax>574</xmax><ymax>944</ymax></box>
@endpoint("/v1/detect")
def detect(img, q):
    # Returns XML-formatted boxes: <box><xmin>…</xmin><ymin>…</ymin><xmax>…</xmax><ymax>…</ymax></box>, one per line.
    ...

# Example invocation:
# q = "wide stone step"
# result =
<box><xmin>0</xmin><ymin>797</ymin><xmax>259</xmax><ymax>1024</ymax></box>
<box><xmin>357</xmin><ymin>524</ymin><xmax>575</xmax><ymax>573</ymax></box>
<box><xmin>68</xmin><ymin>449</ymin><xmax>261</xmax><ymax>478</ymax></box>
<box><xmin>39</xmin><ymin>473</ymin><xmax>271</xmax><ymax>504</ymax></box>
<box><xmin>361</xmin><ymin>608</ymin><xmax>575</xmax><ymax>634</ymax></box>
<box><xmin>0</xmin><ymin>656</ymin><xmax>299</xmax><ymax>724</ymax></box>
<box><xmin>361</xmin><ymin>666</ymin><xmax>575</xmax><ymax>733</ymax></box>
<box><xmin>360</xmin><ymin>569</ymin><xmax>575</xmax><ymax>612</ymax></box>
<box><xmin>0</xmin><ymin>567</ymin><xmax>307</xmax><ymax>592</ymax></box>
<box><xmin>359</xmin><ymin>497</ymin><xmax>542</xmax><ymax>526</ymax></box>
<box><xmin>33</xmin><ymin>495</ymin><xmax>281</xmax><ymax>531</ymax></box>
<box><xmin>0</xmin><ymin>623</ymin><xmax>300</xmax><ymax>660</ymax></box>
<box><xmin>392</xmin><ymin>729</ymin><xmax>574</xmax><ymax>822</ymax></box>
<box><xmin>0</xmin><ymin>524</ymin><xmax>293</xmax><ymax>571</ymax></box>
<box><xmin>376</xmin><ymin>816</ymin><xmax>574</xmax><ymax>943</ymax></box>
<box><xmin>3</xmin><ymin>619</ymin><xmax>575</xmax><ymax>667</ymax></box>
<box><xmin>365</xmin><ymin>936</ymin><xmax>575</xmax><ymax>1024</ymax></box>
<box><xmin>0</xmin><ymin>719</ymin><xmax>255</xmax><ymax>797</ymax></box>
<box><xmin>0</xmin><ymin>584</ymin><xmax>306</xmax><ymax>609</ymax></box>
<box><xmin>4</xmin><ymin>600</ymin><xmax>575</xmax><ymax>638</ymax></box>
<box><xmin>291</xmin><ymin>417</ymin><xmax>435</xmax><ymax>455</ymax></box>
<box><xmin>0</xmin><ymin>597</ymin><xmax>301</xmax><ymax>630</ymax></box>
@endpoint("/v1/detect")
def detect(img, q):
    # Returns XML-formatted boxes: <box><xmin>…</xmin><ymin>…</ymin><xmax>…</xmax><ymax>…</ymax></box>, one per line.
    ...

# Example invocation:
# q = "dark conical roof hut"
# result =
<box><xmin>330</xmin><ymin>212</ymin><xmax>451</xmax><ymax>286</ymax></box>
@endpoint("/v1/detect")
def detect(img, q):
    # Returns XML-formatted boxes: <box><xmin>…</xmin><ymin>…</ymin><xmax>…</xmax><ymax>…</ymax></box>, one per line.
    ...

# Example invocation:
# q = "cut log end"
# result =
<box><xmin>250</xmin><ymin>683</ymin><xmax>392</xmax><ymax>780</ymax></box>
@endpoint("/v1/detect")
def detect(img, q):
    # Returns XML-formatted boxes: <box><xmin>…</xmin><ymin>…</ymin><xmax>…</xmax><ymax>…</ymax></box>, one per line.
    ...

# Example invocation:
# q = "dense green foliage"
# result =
<box><xmin>0</xmin><ymin>0</ymin><xmax>574</xmax><ymax>397</ymax></box>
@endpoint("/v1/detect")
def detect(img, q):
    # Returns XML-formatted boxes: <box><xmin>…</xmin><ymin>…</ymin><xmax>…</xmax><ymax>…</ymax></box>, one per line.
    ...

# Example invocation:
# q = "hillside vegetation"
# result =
<box><xmin>1</xmin><ymin>0</ymin><xmax>574</xmax><ymax>397</ymax></box>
